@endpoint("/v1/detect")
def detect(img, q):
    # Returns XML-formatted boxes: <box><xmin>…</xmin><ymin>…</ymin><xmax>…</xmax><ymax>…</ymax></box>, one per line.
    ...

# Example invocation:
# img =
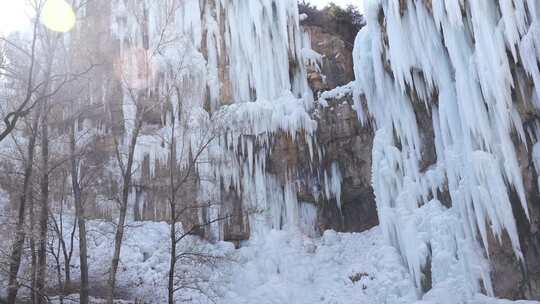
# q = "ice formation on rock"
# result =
<box><xmin>106</xmin><ymin>0</ymin><xmax>350</xmax><ymax>236</ymax></box>
<box><xmin>353</xmin><ymin>0</ymin><xmax>540</xmax><ymax>300</ymax></box>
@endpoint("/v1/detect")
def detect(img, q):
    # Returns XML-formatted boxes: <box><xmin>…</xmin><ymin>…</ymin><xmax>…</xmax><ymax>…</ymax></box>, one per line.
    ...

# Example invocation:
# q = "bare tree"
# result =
<box><xmin>2</xmin><ymin>6</ymin><xmax>44</xmax><ymax>301</ymax></box>
<box><xmin>65</xmin><ymin>1</ymin><xmax>99</xmax><ymax>302</ymax></box>
<box><xmin>106</xmin><ymin>36</ymin><xmax>161</xmax><ymax>301</ymax></box>
<box><xmin>5</xmin><ymin>111</ymin><xmax>40</xmax><ymax>304</ymax></box>
<box><xmin>35</xmin><ymin>25</ymin><xmax>63</xmax><ymax>303</ymax></box>
<box><xmin>36</xmin><ymin>84</ymin><xmax>50</xmax><ymax>304</ymax></box>
<box><xmin>48</xmin><ymin>169</ymin><xmax>77</xmax><ymax>300</ymax></box>
<box><xmin>0</xmin><ymin>2</ymin><xmax>43</xmax><ymax>143</ymax></box>
<box><xmin>105</xmin><ymin>2</ymin><xmax>180</xmax><ymax>302</ymax></box>
<box><xmin>106</xmin><ymin>88</ymin><xmax>145</xmax><ymax>304</ymax></box>
<box><xmin>163</xmin><ymin>78</ymin><xmax>225</xmax><ymax>304</ymax></box>
<box><xmin>69</xmin><ymin>117</ymin><xmax>90</xmax><ymax>304</ymax></box>
<box><xmin>2</xmin><ymin>2</ymin><xmax>96</xmax><ymax>301</ymax></box>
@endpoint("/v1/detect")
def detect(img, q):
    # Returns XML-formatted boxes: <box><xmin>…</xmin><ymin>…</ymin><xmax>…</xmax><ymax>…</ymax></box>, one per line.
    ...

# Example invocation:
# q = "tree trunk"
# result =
<box><xmin>63</xmin><ymin>245</ymin><xmax>71</xmax><ymax>293</ymax></box>
<box><xmin>76</xmin><ymin>216</ymin><xmax>89</xmax><ymax>304</ymax></box>
<box><xmin>34</xmin><ymin>32</ymin><xmax>58</xmax><ymax>303</ymax></box>
<box><xmin>30</xmin><ymin>191</ymin><xmax>37</xmax><ymax>304</ymax></box>
<box><xmin>70</xmin><ymin>122</ymin><xmax>89</xmax><ymax>304</ymax></box>
<box><xmin>134</xmin><ymin>187</ymin><xmax>142</xmax><ymax>221</ymax></box>
<box><xmin>168</xmin><ymin>220</ymin><xmax>176</xmax><ymax>304</ymax></box>
<box><xmin>36</xmin><ymin>101</ymin><xmax>49</xmax><ymax>304</ymax></box>
<box><xmin>107</xmin><ymin>121</ymin><xmax>141</xmax><ymax>304</ymax></box>
<box><xmin>107</xmin><ymin>205</ymin><xmax>127</xmax><ymax>303</ymax></box>
<box><xmin>52</xmin><ymin>238</ymin><xmax>64</xmax><ymax>304</ymax></box>
<box><xmin>168</xmin><ymin>111</ymin><xmax>177</xmax><ymax>304</ymax></box>
<box><xmin>6</xmin><ymin>116</ymin><xmax>39</xmax><ymax>304</ymax></box>
<box><xmin>62</xmin><ymin>216</ymin><xmax>76</xmax><ymax>293</ymax></box>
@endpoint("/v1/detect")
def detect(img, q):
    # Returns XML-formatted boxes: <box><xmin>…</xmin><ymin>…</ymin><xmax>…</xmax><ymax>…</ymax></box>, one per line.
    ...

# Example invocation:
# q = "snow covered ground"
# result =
<box><xmin>51</xmin><ymin>220</ymin><xmax>416</xmax><ymax>303</ymax></box>
<box><xmin>11</xmin><ymin>220</ymin><xmax>533</xmax><ymax>304</ymax></box>
<box><xmin>0</xmin><ymin>192</ymin><xmax>537</xmax><ymax>304</ymax></box>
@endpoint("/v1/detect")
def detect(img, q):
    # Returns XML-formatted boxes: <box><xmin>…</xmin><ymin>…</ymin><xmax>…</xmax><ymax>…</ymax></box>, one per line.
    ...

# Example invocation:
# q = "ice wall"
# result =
<box><xmin>106</xmin><ymin>0</ymin><xmax>344</xmax><ymax>236</ymax></box>
<box><xmin>353</xmin><ymin>0</ymin><xmax>540</xmax><ymax>300</ymax></box>
<box><xmin>111</xmin><ymin>0</ymin><xmax>314</xmax><ymax>106</ymax></box>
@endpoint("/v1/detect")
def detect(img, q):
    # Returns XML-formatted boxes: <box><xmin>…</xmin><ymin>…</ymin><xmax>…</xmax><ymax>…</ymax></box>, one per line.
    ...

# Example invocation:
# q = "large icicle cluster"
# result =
<box><xmin>354</xmin><ymin>0</ymin><xmax>540</xmax><ymax>300</ymax></box>
<box><xmin>219</xmin><ymin>0</ymin><xmax>311</xmax><ymax>102</ymax></box>
<box><xmin>111</xmin><ymin>0</ymin><xmax>314</xmax><ymax>106</ymax></box>
<box><xmin>107</xmin><ymin>0</ymin><xmax>338</xmax><ymax>235</ymax></box>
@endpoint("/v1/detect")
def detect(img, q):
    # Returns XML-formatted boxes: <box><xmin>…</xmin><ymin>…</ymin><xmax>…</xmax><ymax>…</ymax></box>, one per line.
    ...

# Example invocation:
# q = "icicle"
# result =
<box><xmin>354</xmin><ymin>0</ymin><xmax>540</xmax><ymax>299</ymax></box>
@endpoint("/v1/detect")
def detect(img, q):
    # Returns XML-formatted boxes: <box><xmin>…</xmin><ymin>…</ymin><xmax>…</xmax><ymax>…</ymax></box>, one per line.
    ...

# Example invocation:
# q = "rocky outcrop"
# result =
<box><xmin>266</xmin><ymin>89</ymin><xmax>378</xmax><ymax>234</ymax></box>
<box><xmin>260</xmin><ymin>6</ymin><xmax>378</xmax><ymax>235</ymax></box>
<box><xmin>311</xmin><ymin>95</ymin><xmax>377</xmax><ymax>232</ymax></box>
<box><xmin>299</xmin><ymin>4</ymin><xmax>363</xmax><ymax>94</ymax></box>
<box><xmin>303</xmin><ymin>25</ymin><xmax>354</xmax><ymax>92</ymax></box>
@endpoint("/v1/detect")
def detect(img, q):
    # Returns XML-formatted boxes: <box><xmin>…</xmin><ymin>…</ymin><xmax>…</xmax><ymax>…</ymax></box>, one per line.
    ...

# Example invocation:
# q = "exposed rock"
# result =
<box><xmin>299</xmin><ymin>4</ymin><xmax>363</xmax><ymax>95</ymax></box>
<box><xmin>313</xmin><ymin>95</ymin><xmax>377</xmax><ymax>232</ymax></box>
<box><xmin>303</xmin><ymin>25</ymin><xmax>354</xmax><ymax>92</ymax></box>
<box><xmin>267</xmin><ymin>91</ymin><xmax>378</xmax><ymax>234</ymax></box>
<box><xmin>221</xmin><ymin>186</ymin><xmax>250</xmax><ymax>246</ymax></box>
<box><xmin>490</xmin><ymin>120</ymin><xmax>540</xmax><ymax>300</ymax></box>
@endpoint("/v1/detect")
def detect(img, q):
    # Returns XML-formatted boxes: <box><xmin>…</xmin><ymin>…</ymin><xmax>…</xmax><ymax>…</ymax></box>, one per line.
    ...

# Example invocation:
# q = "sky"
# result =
<box><xmin>0</xmin><ymin>0</ymin><xmax>29</xmax><ymax>35</ymax></box>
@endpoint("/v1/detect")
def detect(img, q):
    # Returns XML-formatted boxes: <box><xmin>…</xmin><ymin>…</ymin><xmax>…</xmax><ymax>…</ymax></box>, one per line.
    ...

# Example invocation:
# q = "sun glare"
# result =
<box><xmin>0</xmin><ymin>0</ymin><xmax>28</xmax><ymax>35</ymax></box>
<box><xmin>41</xmin><ymin>0</ymin><xmax>76</xmax><ymax>33</ymax></box>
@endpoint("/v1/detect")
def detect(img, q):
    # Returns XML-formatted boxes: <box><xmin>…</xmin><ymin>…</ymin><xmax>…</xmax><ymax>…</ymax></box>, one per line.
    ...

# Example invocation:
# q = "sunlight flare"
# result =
<box><xmin>41</xmin><ymin>0</ymin><xmax>76</xmax><ymax>33</ymax></box>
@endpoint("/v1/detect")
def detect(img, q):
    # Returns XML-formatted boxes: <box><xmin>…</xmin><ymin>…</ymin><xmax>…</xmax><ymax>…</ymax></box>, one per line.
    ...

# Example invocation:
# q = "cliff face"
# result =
<box><xmin>58</xmin><ymin>0</ymin><xmax>377</xmax><ymax>243</ymax></box>
<box><xmin>285</xmin><ymin>1</ymin><xmax>540</xmax><ymax>300</ymax></box>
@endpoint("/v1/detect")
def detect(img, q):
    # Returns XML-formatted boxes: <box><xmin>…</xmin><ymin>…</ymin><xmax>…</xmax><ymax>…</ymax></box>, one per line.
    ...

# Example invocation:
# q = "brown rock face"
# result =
<box><xmin>299</xmin><ymin>5</ymin><xmax>363</xmax><ymax>95</ymax></box>
<box><xmin>260</xmin><ymin>7</ymin><xmax>377</xmax><ymax>234</ymax></box>
<box><xmin>488</xmin><ymin>110</ymin><xmax>540</xmax><ymax>299</ymax></box>
<box><xmin>304</xmin><ymin>26</ymin><xmax>355</xmax><ymax>92</ymax></box>
<box><xmin>267</xmin><ymin>92</ymin><xmax>378</xmax><ymax>234</ymax></box>
<box><xmin>313</xmin><ymin>95</ymin><xmax>377</xmax><ymax>232</ymax></box>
